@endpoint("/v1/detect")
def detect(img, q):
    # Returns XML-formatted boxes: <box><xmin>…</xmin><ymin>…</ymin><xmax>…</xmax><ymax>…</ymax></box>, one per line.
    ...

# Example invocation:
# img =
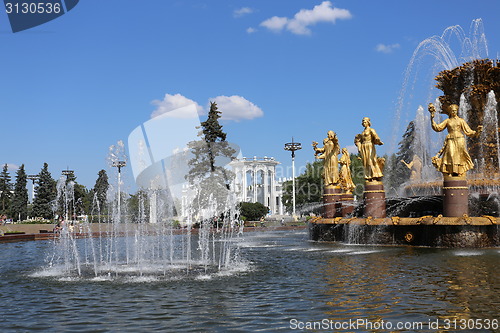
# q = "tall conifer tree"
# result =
<box><xmin>0</xmin><ymin>164</ymin><xmax>12</xmax><ymax>216</ymax></box>
<box><xmin>89</xmin><ymin>169</ymin><xmax>109</xmax><ymax>215</ymax></box>
<box><xmin>11</xmin><ymin>164</ymin><xmax>28</xmax><ymax>221</ymax></box>
<box><xmin>32</xmin><ymin>163</ymin><xmax>56</xmax><ymax>219</ymax></box>
<box><xmin>186</xmin><ymin>102</ymin><xmax>237</xmax><ymax>216</ymax></box>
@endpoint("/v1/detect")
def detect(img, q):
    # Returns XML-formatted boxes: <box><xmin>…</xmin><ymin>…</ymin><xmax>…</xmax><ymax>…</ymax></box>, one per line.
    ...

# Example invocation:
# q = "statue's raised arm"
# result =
<box><xmin>429</xmin><ymin>103</ymin><xmax>482</xmax><ymax>177</ymax></box>
<box><xmin>313</xmin><ymin>131</ymin><xmax>340</xmax><ymax>187</ymax></box>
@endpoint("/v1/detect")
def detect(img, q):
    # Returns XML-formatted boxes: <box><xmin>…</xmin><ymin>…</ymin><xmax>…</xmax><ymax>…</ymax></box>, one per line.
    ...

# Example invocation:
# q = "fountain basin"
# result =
<box><xmin>309</xmin><ymin>216</ymin><xmax>499</xmax><ymax>247</ymax></box>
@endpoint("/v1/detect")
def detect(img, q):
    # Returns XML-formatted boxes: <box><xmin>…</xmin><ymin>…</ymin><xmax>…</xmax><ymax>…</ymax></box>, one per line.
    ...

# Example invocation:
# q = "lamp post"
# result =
<box><xmin>61</xmin><ymin>169</ymin><xmax>74</xmax><ymax>179</ymax></box>
<box><xmin>61</xmin><ymin>169</ymin><xmax>74</xmax><ymax>221</ymax></box>
<box><xmin>112</xmin><ymin>161</ymin><xmax>126</xmax><ymax>222</ymax></box>
<box><xmin>27</xmin><ymin>175</ymin><xmax>39</xmax><ymax>203</ymax></box>
<box><xmin>284</xmin><ymin>138</ymin><xmax>302</xmax><ymax>217</ymax></box>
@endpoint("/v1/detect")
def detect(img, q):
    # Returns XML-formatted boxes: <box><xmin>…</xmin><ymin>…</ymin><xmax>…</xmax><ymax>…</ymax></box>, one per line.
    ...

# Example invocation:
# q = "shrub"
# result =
<box><xmin>239</xmin><ymin>202</ymin><xmax>268</xmax><ymax>221</ymax></box>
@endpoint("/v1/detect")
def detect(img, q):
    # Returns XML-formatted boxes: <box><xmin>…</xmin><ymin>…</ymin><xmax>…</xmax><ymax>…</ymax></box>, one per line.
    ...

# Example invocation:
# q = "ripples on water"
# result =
<box><xmin>0</xmin><ymin>231</ymin><xmax>499</xmax><ymax>332</ymax></box>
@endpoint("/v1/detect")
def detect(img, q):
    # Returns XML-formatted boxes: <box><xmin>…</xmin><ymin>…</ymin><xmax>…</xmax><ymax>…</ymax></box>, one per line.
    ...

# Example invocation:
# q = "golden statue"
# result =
<box><xmin>401</xmin><ymin>154</ymin><xmax>422</xmax><ymax>181</ymax></box>
<box><xmin>429</xmin><ymin>103</ymin><xmax>482</xmax><ymax>177</ymax></box>
<box><xmin>355</xmin><ymin>117</ymin><xmax>384</xmax><ymax>182</ymax></box>
<box><xmin>339</xmin><ymin>148</ymin><xmax>355</xmax><ymax>193</ymax></box>
<box><xmin>312</xmin><ymin>130</ymin><xmax>340</xmax><ymax>187</ymax></box>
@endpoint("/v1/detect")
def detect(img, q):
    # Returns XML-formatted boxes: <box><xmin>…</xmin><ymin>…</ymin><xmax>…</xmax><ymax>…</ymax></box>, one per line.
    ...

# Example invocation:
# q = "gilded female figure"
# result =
<box><xmin>429</xmin><ymin>103</ymin><xmax>482</xmax><ymax>176</ymax></box>
<box><xmin>313</xmin><ymin>130</ymin><xmax>340</xmax><ymax>187</ymax></box>
<box><xmin>401</xmin><ymin>155</ymin><xmax>422</xmax><ymax>181</ymax></box>
<box><xmin>339</xmin><ymin>148</ymin><xmax>355</xmax><ymax>193</ymax></box>
<box><xmin>354</xmin><ymin>117</ymin><xmax>384</xmax><ymax>182</ymax></box>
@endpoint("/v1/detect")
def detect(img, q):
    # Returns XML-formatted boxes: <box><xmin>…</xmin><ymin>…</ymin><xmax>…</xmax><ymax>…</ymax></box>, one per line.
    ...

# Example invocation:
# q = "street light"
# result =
<box><xmin>112</xmin><ymin>161</ymin><xmax>127</xmax><ymax>223</ymax></box>
<box><xmin>27</xmin><ymin>175</ymin><xmax>39</xmax><ymax>203</ymax></box>
<box><xmin>284</xmin><ymin>138</ymin><xmax>302</xmax><ymax>217</ymax></box>
<box><xmin>112</xmin><ymin>161</ymin><xmax>127</xmax><ymax>174</ymax></box>
<box><xmin>61</xmin><ymin>169</ymin><xmax>75</xmax><ymax>221</ymax></box>
<box><xmin>62</xmin><ymin>169</ymin><xmax>74</xmax><ymax>179</ymax></box>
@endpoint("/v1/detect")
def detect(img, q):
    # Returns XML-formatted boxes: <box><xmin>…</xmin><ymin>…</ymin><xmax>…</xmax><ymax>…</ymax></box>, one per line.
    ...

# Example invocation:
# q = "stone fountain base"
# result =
<box><xmin>309</xmin><ymin>216</ymin><xmax>499</xmax><ymax>247</ymax></box>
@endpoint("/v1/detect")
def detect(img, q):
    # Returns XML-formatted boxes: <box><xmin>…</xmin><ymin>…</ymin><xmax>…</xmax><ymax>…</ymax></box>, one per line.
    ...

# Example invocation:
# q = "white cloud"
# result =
<box><xmin>375</xmin><ymin>43</ymin><xmax>400</xmax><ymax>54</ymax></box>
<box><xmin>260</xmin><ymin>1</ymin><xmax>351</xmax><ymax>35</ymax></box>
<box><xmin>234</xmin><ymin>7</ymin><xmax>254</xmax><ymax>18</ymax></box>
<box><xmin>210</xmin><ymin>95</ymin><xmax>264</xmax><ymax>121</ymax></box>
<box><xmin>246</xmin><ymin>27</ymin><xmax>257</xmax><ymax>34</ymax></box>
<box><xmin>288</xmin><ymin>1</ymin><xmax>352</xmax><ymax>35</ymax></box>
<box><xmin>150</xmin><ymin>93</ymin><xmax>263</xmax><ymax>122</ymax></box>
<box><xmin>3</xmin><ymin>163</ymin><xmax>19</xmax><ymax>172</ymax></box>
<box><xmin>260</xmin><ymin>16</ymin><xmax>288</xmax><ymax>32</ymax></box>
<box><xmin>151</xmin><ymin>93</ymin><xmax>204</xmax><ymax>119</ymax></box>
<box><xmin>345</xmin><ymin>145</ymin><xmax>358</xmax><ymax>155</ymax></box>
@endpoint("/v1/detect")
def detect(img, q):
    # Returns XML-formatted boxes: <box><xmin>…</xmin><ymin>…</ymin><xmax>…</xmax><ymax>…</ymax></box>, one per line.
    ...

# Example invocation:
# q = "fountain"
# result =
<box><xmin>310</xmin><ymin>20</ymin><xmax>500</xmax><ymax>247</ymax></box>
<box><xmin>45</xmin><ymin>121</ymin><xmax>245</xmax><ymax>281</ymax></box>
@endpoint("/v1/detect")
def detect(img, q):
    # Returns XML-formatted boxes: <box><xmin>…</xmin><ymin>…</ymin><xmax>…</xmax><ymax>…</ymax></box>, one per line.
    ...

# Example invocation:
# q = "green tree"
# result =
<box><xmin>395</xmin><ymin>121</ymin><xmax>416</xmax><ymax>181</ymax></box>
<box><xmin>350</xmin><ymin>153</ymin><xmax>365</xmax><ymax>199</ymax></box>
<box><xmin>186</xmin><ymin>101</ymin><xmax>237</xmax><ymax>217</ymax></box>
<box><xmin>93</xmin><ymin>169</ymin><xmax>109</xmax><ymax>207</ymax></box>
<box><xmin>55</xmin><ymin>171</ymin><xmax>89</xmax><ymax>218</ymax></box>
<box><xmin>32</xmin><ymin>163</ymin><xmax>56</xmax><ymax>219</ymax></box>
<box><xmin>73</xmin><ymin>183</ymin><xmax>89</xmax><ymax>216</ymax></box>
<box><xmin>69</xmin><ymin>174</ymin><xmax>88</xmax><ymax>217</ymax></box>
<box><xmin>282</xmin><ymin>154</ymin><xmax>366</xmax><ymax>214</ymax></box>
<box><xmin>384</xmin><ymin>121</ymin><xmax>421</xmax><ymax>195</ymax></box>
<box><xmin>383</xmin><ymin>153</ymin><xmax>400</xmax><ymax>197</ymax></box>
<box><xmin>11</xmin><ymin>164</ymin><xmax>28</xmax><ymax>221</ymax></box>
<box><xmin>88</xmin><ymin>169</ymin><xmax>109</xmax><ymax>217</ymax></box>
<box><xmin>127</xmin><ymin>189</ymin><xmax>148</xmax><ymax>223</ymax></box>
<box><xmin>0</xmin><ymin>164</ymin><xmax>12</xmax><ymax>217</ymax></box>
<box><xmin>239</xmin><ymin>202</ymin><xmax>268</xmax><ymax>221</ymax></box>
<box><xmin>282</xmin><ymin>160</ymin><xmax>323</xmax><ymax>215</ymax></box>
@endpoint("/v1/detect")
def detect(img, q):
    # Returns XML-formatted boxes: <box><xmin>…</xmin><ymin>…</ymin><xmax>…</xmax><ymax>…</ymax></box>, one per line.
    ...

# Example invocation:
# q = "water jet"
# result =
<box><xmin>310</xmin><ymin>20</ymin><xmax>500</xmax><ymax>247</ymax></box>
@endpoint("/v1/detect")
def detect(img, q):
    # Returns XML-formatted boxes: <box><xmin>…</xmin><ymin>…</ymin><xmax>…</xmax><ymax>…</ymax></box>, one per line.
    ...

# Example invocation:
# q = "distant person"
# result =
<box><xmin>55</xmin><ymin>216</ymin><xmax>65</xmax><ymax>233</ymax></box>
<box><xmin>53</xmin><ymin>223</ymin><xmax>61</xmax><ymax>234</ymax></box>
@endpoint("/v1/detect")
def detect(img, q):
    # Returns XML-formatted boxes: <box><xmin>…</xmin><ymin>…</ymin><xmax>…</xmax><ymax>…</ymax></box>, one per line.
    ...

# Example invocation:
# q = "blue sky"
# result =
<box><xmin>1</xmin><ymin>0</ymin><xmax>500</xmax><ymax>190</ymax></box>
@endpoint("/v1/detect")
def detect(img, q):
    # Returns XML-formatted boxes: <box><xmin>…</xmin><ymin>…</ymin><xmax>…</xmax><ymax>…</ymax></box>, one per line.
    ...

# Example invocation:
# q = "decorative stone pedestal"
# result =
<box><xmin>324</xmin><ymin>186</ymin><xmax>342</xmax><ymax>218</ymax></box>
<box><xmin>364</xmin><ymin>181</ymin><xmax>386</xmax><ymax>218</ymax></box>
<box><xmin>443</xmin><ymin>176</ymin><xmax>468</xmax><ymax>217</ymax></box>
<box><xmin>341</xmin><ymin>193</ymin><xmax>355</xmax><ymax>217</ymax></box>
<box><xmin>309</xmin><ymin>216</ymin><xmax>500</xmax><ymax>247</ymax></box>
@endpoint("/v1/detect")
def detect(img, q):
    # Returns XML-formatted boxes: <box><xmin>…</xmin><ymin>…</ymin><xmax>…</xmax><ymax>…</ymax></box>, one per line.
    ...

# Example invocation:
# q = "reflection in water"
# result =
<box><xmin>440</xmin><ymin>252</ymin><xmax>500</xmax><ymax>321</ymax></box>
<box><xmin>0</xmin><ymin>231</ymin><xmax>498</xmax><ymax>332</ymax></box>
<box><xmin>317</xmin><ymin>246</ymin><xmax>499</xmax><ymax>332</ymax></box>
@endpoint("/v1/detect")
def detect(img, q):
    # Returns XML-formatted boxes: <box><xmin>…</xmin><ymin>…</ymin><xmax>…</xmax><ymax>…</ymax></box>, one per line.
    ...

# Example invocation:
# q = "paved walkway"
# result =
<box><xmin>0</xmin><ymin>223</ymin><xmax>307</xmax><ymax>243</ymax></box>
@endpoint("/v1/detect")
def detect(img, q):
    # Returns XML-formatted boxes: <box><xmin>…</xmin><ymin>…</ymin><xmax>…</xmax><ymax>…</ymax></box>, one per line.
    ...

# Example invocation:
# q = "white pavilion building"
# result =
<box><xmin>229</xmin><ymin>156</ymin><xmax>284</xmax><ymax>215</ymax></box>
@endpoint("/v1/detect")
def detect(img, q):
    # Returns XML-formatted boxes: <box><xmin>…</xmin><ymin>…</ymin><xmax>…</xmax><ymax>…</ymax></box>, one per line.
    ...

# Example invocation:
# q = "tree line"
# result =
<box><xmin>281</xmin><ymin>155</ymin><xmax>365</xmax><ymax>215</ymax></box>
<box><xmin>0</xmin><ymin>163</ymin><xmax>109</xmax><ymax>221</ymax></box>
<box><xmin>5</xmin><ymin>108</ymin><xmax>419</xmax><ymax>222</ymax></box>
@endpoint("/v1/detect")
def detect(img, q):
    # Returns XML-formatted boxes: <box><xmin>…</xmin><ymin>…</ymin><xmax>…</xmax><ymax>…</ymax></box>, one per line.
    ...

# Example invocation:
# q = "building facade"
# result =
<box><xmin>230</xmin><ymin>157</ymin><xmax>284</xmax><ymax>215</ymax></box>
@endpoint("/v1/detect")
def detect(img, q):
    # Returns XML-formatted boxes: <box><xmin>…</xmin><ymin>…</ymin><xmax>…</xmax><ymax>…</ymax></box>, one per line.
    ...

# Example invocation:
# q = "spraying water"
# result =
<box><xmin>393</xmin><ymin>19</ymin><xmax>489</xmax><ymax>152</ymax></box>
<box><xmin>389</xmin><ymin>19</ymin><xmax>500</xmax><ymax>204</ymax></box>
<box><xmin>45</xmin><ymin>142</ymin><xmax>245</xmax><ymax>281</ymax></box>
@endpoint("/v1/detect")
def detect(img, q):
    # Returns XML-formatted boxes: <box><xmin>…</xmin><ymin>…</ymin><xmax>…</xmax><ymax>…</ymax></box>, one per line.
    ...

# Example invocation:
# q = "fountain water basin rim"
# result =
<box><xmin>312</xmin><ymin>215</ymin><xmax>498</xmax><ymax>226</ymax></box>
<box><xmin>310</xmin><ymin>217</ymin><xmax>500</xmax><ymax>247</ymax></box>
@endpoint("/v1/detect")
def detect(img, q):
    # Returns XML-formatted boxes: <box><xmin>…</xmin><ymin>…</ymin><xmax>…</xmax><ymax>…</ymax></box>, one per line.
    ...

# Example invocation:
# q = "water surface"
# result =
<box><xmin>0</xmin><ymin>231</ymin><xmax>498</xmax><ymax>332</ymax></box>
